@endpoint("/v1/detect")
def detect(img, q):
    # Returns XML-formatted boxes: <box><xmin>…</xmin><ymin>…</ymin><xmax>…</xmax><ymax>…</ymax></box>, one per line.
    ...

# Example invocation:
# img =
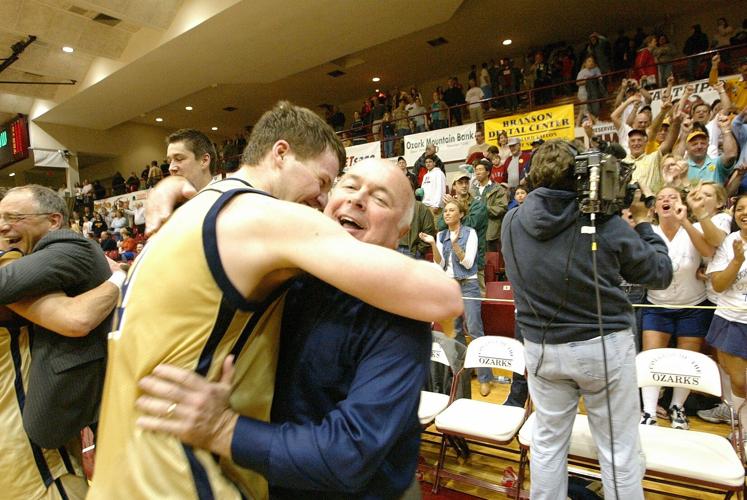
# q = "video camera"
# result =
<box><xmin>574</xmin><ymin>147</ymin><xmax>651</xmax><ymax>216</ymax></box>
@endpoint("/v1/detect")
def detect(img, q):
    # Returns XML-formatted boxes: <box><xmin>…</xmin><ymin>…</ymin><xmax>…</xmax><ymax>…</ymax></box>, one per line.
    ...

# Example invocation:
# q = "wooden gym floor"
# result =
<box><xmin>419</xmin><ymin>378</ymin><xmax>738</xmax><ymax>499</ymax></box>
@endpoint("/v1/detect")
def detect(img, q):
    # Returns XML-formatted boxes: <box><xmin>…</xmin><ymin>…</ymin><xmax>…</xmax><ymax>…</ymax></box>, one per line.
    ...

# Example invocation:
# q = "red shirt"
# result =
<box><xmin>633</xmin><ymin>48</ymin><xmax>656</xmax><ymax>80</ymax></box>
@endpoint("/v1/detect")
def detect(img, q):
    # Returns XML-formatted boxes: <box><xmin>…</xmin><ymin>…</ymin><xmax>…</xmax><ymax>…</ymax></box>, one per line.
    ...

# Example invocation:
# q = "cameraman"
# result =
<box><xmin>501</xmin><ymin>140</ymin><xmax>672</xmax><ymax>500</ymax></box>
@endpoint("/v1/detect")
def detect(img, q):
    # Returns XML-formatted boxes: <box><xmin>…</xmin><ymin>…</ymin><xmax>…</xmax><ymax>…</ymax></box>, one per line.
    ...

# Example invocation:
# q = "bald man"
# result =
<box><xmin>137</xmin><ymin>160</ymin><xmax>429</xmax><ymax>499</ymax></box>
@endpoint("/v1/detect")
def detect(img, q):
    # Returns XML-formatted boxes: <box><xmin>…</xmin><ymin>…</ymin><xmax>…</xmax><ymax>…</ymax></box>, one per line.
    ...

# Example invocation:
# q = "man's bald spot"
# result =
<box><xmin>341</xmin><ymin>159</ymin><xmax>414</xmax><ymax>228</ymax></box>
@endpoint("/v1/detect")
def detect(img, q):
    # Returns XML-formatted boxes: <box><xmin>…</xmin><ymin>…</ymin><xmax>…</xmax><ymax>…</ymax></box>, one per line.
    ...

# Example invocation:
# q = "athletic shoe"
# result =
<box><xmin>697</xmin><ymin>402</ymin><xmax>733</xmax><ymax>424</ymax></box>
<box><xmin>669</xmin><ymin>405</ymin><xmax>690</xmax><ymax>430</ymax></box>
<box><xmin>640</xmin><ymin>412</ymin><xmax>657</xmax><ymax>425</ymax></box>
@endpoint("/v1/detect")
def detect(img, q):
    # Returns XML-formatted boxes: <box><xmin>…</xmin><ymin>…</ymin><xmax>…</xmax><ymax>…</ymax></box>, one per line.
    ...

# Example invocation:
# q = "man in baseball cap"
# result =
<box><xmin>684</xmin><ymin>117</ymin><xmax>737</xmax><ymax>183</ymax></box>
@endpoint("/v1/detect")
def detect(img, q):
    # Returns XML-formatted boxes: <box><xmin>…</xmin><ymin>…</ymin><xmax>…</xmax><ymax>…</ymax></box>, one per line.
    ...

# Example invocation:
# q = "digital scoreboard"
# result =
<box><xmin>0</xmin><ymin>115</ymin><xmax>30</xmax><ymax>168</ymax></box>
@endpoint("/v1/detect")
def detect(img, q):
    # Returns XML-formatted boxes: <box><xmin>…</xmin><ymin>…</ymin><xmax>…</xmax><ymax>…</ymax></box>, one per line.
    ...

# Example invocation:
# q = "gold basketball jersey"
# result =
<box><xmin>89</xmin><ymin>180</ymin><xmax>286</xmax><ymax>500</ymax></box>
<box><xmin>0</xmin><ymin>250</ymin><xmax>86</xmax><ymax>499</ymax></box>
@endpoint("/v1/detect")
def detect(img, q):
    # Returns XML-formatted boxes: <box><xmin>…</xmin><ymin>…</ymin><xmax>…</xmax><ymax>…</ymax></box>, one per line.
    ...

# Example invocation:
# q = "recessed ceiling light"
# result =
<box><xmin>372</xmin><ymin>77</ymin><xmax>380</xmax><ymax>82</ymax></box>
<box><xmin>502</xmin><ymin>39</ymin><xmax>512</xmax><ymax>46</ymax></box>
<box><xmin>155</xmin><ymin>117</ymin><xmax>163</xmax><ymax>122</ymax></box>
<box><xmin>211</xmin><ymin>126</ymin><xmax>218</xmax><ymax>131</ymax></box>
<box><xmin>9</xmin><ymin>172</ymin><xmax>15</xmax><ymax>177</ymax></box>
<box><xmin>185</xmin><ymin>106</ymin><xmax>193</xmax><ymax>111</ymax></box>
<box><xmin>62</xmin><ymin>46</ymin><xmax>74</xmax><ymax>53</ymax></box>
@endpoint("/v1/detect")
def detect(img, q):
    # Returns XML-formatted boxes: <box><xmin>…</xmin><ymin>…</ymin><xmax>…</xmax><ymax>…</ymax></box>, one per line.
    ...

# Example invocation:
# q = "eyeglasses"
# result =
<box><xmin>0</xmin><ymin>212</ymin><xmax>54</xmax><ymax>224</ymax></box>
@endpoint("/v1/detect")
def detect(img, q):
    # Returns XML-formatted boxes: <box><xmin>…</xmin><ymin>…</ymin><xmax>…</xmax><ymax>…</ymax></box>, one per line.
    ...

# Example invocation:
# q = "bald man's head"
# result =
<box><xmin>324</xmin><ymin>159</ymin><xmax>414</xmax><ymax>249</ymax></box>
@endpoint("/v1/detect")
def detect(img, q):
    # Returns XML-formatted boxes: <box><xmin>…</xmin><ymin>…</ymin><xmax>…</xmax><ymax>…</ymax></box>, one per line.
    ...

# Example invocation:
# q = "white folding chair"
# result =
<box><xmin>517</xmin><ymin>348</ymin><xmax>745</xmax><ymax>499</ymax></box>
<box><xmin>431</xmin><ymin>336</ymin><xmax>530</xmax><ymax>497</ymax></box>
<box><xmin>418</xmin><ymin>341</ymin><xmax>451</xmax><ymax>426</ymax></box>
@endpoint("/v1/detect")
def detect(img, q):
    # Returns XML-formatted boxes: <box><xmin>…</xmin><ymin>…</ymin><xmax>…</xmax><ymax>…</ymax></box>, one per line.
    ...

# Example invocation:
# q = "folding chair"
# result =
<box><xmin>431</xmin><ymin>336</ymin><xmax>530</xmax><ymax>497</ymax></box>
<box><xmin>517</xmin><ymin>348</ymin><xmax>745</xmax><ymax>499</ymax></box>
<box><xmin>418</xmin><ymin>340</ymin><xmax>451</xmax><ymax>426</ymax></box>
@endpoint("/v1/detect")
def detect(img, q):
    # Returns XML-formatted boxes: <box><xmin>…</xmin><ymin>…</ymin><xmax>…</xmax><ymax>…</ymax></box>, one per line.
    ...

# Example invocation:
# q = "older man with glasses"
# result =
<box><xmin>0</xmin><ymin>184</ymin><xmax>113</xmax><ymax>452</ymax></box>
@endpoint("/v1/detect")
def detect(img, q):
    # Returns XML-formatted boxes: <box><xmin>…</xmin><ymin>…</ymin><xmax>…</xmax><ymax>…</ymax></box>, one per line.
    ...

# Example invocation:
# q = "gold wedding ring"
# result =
<box><xmin>165</xmin><ymin>402</ymin><xmax>177</xmax><ymax>418</ymax></box>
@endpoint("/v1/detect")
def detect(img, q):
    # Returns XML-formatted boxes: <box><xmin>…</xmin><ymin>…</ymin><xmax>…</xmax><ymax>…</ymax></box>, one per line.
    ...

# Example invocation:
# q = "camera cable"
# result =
<box><xmin>589</xmin><ymin>212</ymin><xmax>620</xmax><ymax>500</ymax></box>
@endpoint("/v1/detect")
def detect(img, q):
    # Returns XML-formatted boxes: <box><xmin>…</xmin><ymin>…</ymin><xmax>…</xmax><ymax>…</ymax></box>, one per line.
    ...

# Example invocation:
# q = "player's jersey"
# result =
<box><xmin>89</xmin><ymin>179</ymin><xmax>287</xmax><ymax>499</ymax></box>
<box><xmin>0</xmin><ymin>249</ymin><xmax>86</xmax><ymax>499</ymax></box>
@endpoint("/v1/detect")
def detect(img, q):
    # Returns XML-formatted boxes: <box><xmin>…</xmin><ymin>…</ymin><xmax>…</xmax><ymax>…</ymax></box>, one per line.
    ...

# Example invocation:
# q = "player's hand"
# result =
<box><xmin>144</xmin><ymin>176</ymin><xmax>198</xmax><ymax>236</ymax></box>
<box><xmin>136</xmin><ymin>355</ymin><xmax>238</xmax><ymax>457</ymax></box>
<box><xmin>712</xmin><ymin>54</ymin><xmax>721</xmax><ymax>66</ymax></box>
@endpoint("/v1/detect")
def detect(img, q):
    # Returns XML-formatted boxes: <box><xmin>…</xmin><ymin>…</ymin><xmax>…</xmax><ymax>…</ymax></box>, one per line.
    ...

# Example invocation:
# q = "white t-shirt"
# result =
<box><xmin>647</xmin><ymin>225</ymin><xmax>707</xmax><ymax>306</ymax></box>
<box><xmin>465</xmin><ymin>87</ymin><xmax>485</xmax><ymax>109</ymax></box>
<box><xmin>695</xmin><ymin>212</ymin><xmax>732</xmax><ymax>303</ymax></box>
<box><xmin>618</xmin><ymin>123</ymin><xmax>631</xmax><ymax>154</ymax></box>
<box><xmin>421</xmin><ymin>168</ymin><xmax>446</xmax><ymax>209</ymax></box>
<box><xmin>480</xmin><ymin>68</ymin><xmax>491</xmax><ymax>87</ymax></box>
<box><xmin>436</xmin><ymin>226</ymin><xmax>478</xmax><ymax>279</ymax></box>
<box><xmin>705</xmin><ymin>117</ymin><xmax>720</xmax><ymax>158</ymax></box>
<box><xmin>706</xmin><ymin>231</ymin><xmax>747</xmax><ymax>323</ymax></box>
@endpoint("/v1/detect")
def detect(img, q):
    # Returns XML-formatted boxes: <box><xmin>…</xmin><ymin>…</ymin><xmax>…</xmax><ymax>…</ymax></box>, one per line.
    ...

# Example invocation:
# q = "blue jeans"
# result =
<box><xmin>524</xmin><ymin>329</ymin><xmax>644</xmax><ymax>500</ymax></box>
<box><xmin>383</xmin><ymin>135</ymin><xmax>395</xmax><ymax>157</ymax></box>
<box><xmin>455</xmin><ymin>278</ymin><xmax>492</xmax><ymax>383</ymax></box>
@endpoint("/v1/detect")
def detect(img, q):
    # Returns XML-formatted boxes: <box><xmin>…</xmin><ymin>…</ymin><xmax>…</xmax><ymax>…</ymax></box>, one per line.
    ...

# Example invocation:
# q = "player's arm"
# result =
<box><xmin>222</xmin><ymin>197</ymin><xmax>463</xmax><ymax>322</ymax></box>
<box><xmin>7</xmin><ymin>278</ymin><xmax>121</xmax><ymax>337</ymax></box>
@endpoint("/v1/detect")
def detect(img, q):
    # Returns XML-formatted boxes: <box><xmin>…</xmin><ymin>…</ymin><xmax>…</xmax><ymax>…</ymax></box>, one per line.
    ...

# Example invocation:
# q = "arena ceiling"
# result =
<box><xmin>0</xmin><ymin>0</ymin><xmax>738</xmax><ymax>137</ymax></box>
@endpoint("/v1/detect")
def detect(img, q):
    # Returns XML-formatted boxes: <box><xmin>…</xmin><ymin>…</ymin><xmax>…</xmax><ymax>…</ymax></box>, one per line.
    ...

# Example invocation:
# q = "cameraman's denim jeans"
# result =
<box><xmin>524</xmin><ymin>329</ymin><xmax>644</xmax><ymax>500</ymax></box>
<box><xmin>454</xmin><ymin>278</ymin><xmax>492</xmax><ymax>384</ymax></box>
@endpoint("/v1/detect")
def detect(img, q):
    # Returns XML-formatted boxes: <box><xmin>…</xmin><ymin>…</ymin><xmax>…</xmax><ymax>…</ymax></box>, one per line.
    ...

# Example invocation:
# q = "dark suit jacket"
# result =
<box><xmin>0</xmin><ymin>229</ymin><xmax>112</xmax><ymax>448</ymax></box>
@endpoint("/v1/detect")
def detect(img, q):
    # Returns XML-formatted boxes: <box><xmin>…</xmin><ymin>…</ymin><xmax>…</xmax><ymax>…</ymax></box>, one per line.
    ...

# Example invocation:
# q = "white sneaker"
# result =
<box><xmin>640</xmin><ymin>412</ymin><xmax>657</xmax><ymax>425</ymax></box>
<box><xmin>697</xmin><ymin>402</ymin><xmax>732</xmax><ymax>424</ymax></box>
<box><xmin>669</xmin><ymin>405</ymin><xmax>690</xmax><ymax>430</ymax></box>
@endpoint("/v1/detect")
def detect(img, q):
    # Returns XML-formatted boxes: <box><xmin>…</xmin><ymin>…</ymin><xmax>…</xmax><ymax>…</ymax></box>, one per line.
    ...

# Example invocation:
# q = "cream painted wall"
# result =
<box><xmin>29</xmin><ymin>120</ymin><xmax>223</xmax><ymax>183</ymax></box>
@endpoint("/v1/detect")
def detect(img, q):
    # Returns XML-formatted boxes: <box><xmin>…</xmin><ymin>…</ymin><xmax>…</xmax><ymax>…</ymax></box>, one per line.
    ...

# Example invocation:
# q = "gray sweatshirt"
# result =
<box><xmin>501</xmin><ymin>188</ymin><xmax>672</xmax><ymax>344</ymax></box>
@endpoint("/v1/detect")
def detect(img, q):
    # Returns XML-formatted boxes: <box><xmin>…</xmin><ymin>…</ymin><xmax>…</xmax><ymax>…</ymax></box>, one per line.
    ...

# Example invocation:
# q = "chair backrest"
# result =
<box><xmin>430</xmin><ymin>341</ymin><xmax>451</xmax><ymax>367</ymax></box>
<box><xmin>636</xmin><ymin>348</ymin><xmax>721</xmax><ymax>397</ymax></box>
<box><xmin>485</xmin><ymin>281</ymin><xmax>513</xmax><ymax>300</ymax></box>
<box><xmin>464</xmin><ymin>336</ymin><xmax>525</xmax><ymax>374</ymax></box>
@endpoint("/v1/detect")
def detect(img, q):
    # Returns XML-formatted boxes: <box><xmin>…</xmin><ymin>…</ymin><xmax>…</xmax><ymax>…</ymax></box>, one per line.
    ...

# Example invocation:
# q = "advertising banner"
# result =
<box><xmin>649</xmin><ymin>74</ymin><xmax>737</xmax><ymax>116</ymax></box>
<box><xmin>485</xmin><ymin>104</ymin><xmax>574</xmax><ymax>149</ymax></box>
<box><xmin>403</xmin><ymin>123</ymin><xmax>476</xmax><ymax>165</ymax></box>
<box><xmin>344</xmin><ymin>141</ymin><xmax>381</xmax><ymax>169</ymax></box>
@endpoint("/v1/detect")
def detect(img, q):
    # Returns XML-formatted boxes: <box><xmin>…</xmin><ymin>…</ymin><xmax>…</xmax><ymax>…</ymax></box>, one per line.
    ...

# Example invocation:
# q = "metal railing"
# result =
<box><xmin>331</xmin><ymin>42</ymin><xmax>747</xmax><ymax>159</ymax></box>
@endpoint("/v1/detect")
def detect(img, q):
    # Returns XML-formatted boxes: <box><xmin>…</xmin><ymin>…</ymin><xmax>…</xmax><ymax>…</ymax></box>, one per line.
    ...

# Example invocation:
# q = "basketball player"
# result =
<box><xmin>88</xmin><ymin>102</ymin><xmax>461</xmax><ymax>499</ymax></box>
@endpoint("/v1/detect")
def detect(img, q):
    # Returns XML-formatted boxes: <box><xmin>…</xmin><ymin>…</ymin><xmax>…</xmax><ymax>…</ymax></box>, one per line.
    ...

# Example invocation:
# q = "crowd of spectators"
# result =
<box><xmin>393</xmin><ymin>26</ymin><xmax>747</xmax><ymax>431</ymax></box>
<box><xmin>325</xmin><ymin>17</ymin><xmax>747</xmax><ymax>160</ymax></box>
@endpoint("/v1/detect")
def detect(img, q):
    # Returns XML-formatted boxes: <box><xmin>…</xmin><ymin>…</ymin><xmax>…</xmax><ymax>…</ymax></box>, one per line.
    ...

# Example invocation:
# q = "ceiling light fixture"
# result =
<box><xmin>9</xmin><ymin>172</ymin><xmax>15</xmax><ymax>177</ymax></box>
<box><xmin>62</xmin><ymin>46</ymin><xmax>74</xmax><ymax>53</ymax></box>
<box><xmin>155</xmin><ymin>117</ymin><xmax>163</xmax><ymax>122</ymax></box>
<box><xmin>502</xmin><ymin>39</ymin><xmax>512</xmax><ymax>46</ymax></box>
<box><xmin>211</xmin><ymin>126</ymin><xmax>218</xmax><ymax>131</ymax></box>
<box><xmin>372</xmin><ymin>77</ymin><xmax>380</xmax><ymax>82</ymax></box>
<box><xmin>185</xmin><ymin>106</ymin><xmax>193</xmax><ymax>111</ymax></box>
